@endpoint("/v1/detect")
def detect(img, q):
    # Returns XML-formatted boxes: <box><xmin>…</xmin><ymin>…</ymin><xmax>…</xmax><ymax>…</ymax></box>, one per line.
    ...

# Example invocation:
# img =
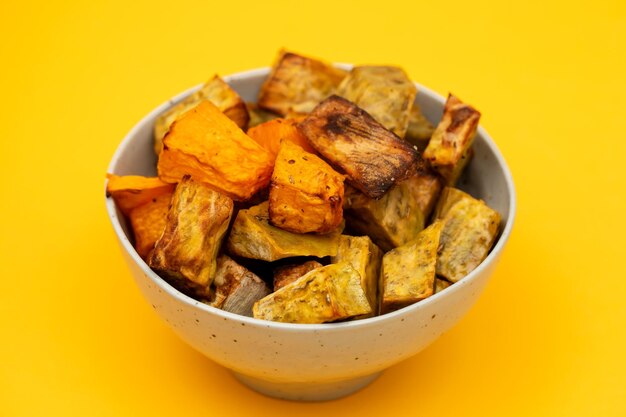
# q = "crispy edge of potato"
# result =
<box><xmin>148</xmin><ymin>176</ymin><xmax>234</xmax><ymax>298</ymax></box>
<box><xmin>299</xmin><ymin>95</ymin><xmax>421</xmax><ymax>199</ymax></box>
<box><xmin>154</xmin><ymin>75</ymin><xmax>250</xmax><ymax>155</ymax></box>
<box><xmin>423</xmin><ymin>94</ymin><xmax>481</xmax><ymax>184</ymax></box>
<box><xmin>273</xmin><ymin>260</ymin><xmax>323</xmax><ymax>291</ymax></box>
<box><xmin>380</xmin><ymin>220</ymin><xmax>444</xmax><ymax>314</ymax></box>
<box><xmin>253</xmin><ymin>262</ymin><xmax>371</xmax><ymax>324</ymax></box>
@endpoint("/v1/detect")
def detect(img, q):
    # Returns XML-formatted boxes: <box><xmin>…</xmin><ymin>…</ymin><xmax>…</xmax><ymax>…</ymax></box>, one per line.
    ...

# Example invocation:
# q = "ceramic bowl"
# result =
<box><xmin>105</xmin><ymin>66</ymin><xmax>516</xmax><ymax>402</ymax></box>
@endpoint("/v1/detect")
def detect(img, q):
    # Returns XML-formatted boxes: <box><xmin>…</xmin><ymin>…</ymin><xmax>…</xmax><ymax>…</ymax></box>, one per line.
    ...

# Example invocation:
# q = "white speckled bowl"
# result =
<box><xmin>105</xmin><ymin>66</ymin><xmax>516</xmax><ymax>402</ymax></box>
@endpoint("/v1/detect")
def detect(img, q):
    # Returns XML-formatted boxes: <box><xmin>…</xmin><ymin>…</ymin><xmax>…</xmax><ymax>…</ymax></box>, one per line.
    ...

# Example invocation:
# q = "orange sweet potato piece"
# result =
<box><xmin>247</xmin><ymin>118</ymin><xmax>317</xmax><ymax>160</ymax></box>
<box><xmin>157</xmin><ymin>100</ymin><xmax>274</xmax><ymax>201</ymax></box>
<box><xmin>106</xmin><ymin>174</ymin><xmax>175</xmax><ymax>216</ymax></box>
<box><xmin>128</xmin><ymin>192</ymin><xmax>172</xmax><ymax>260</ymax></box>
<box><xmin>269</xmin><ymin>141</ymin><xmax>344</xmax><ymax>234</ymax></box>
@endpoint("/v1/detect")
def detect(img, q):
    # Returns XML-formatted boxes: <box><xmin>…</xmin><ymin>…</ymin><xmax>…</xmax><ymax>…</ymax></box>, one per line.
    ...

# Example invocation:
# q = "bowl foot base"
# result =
<box><xmin>231</xmin><ymin>371</ymin><xmax>382</xmax><ymax>402</ymax></box>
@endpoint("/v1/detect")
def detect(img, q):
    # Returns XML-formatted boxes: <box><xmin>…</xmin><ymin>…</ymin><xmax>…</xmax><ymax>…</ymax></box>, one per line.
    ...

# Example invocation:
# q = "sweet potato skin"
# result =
<box><xmin>257</xmin><ymin>51</ymin><xmax>346</xmax><ymax>116</ymax></box>
<box><xmin>157</xmin><ymin>100</ymin><xmax>273</xmax><ymax>201</ymax></box>
<box><xmin>268</xmin><ymin>141</ymin><xmax>344</xmax><ymax>234</ymax></box>
<box><xmin>299</xmin><ymin>95</ymin><xmax>420</xmax><ymax>199</ymax></box>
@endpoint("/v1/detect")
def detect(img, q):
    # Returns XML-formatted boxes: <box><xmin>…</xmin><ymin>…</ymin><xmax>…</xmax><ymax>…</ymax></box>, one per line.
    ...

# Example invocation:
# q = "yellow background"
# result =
<box><xmin>1</xmin><ymin>0</ymin><xmax>625</xmax><ymax>415</ymax></box>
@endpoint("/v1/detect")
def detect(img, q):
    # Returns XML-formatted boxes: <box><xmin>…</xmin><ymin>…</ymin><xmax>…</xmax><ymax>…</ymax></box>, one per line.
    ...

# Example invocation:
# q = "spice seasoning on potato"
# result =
<box><xmin>343</xmin><ymin>168</ymin><xmax>441</xmax><ymax>252</ymax></box>
<box><xmin>269</xmin><ymin>141</ymin><xmax>345</xmax><ymax>234</ymax></box>
<box><xmin>257</xmin><ymin>50</ymin><xmax>346</xmax><ymax>116</ymax></box>
<box><xmin>336</xmin><ymin>66</ymin><xmax>417</xmax><ymax>138</ymax></box>
<box><xmin>273</xmin><ymin>260</ymin><xmax>323</xmax><ymax>291</ymax></box>
<box><xmin>247</xmin><ymin>117</ymin><xmax>317</xmax><ymax>160</ymax></box>
<box><xmin>153</xmin><ymin>75</ymin><xmax>249</xmax><ymax>155</ymax></box>
<box><xmin>380</xmin><ymin>220</ymin><xmax>444</xmax><ymax>314</ymax></box>
<box><xmin>208</xmin><ymin>255</ymin><xmax>271</xmax><ymax>317</ymax></box>
<box><xmin>434</xmin><ymin>187</ymin><xmax>501</xmax><ymax>283</ymax></box>
<box><xmin>128</xmin><ymin>192</ymin><xmax>172</xmax><ymax>260</ymax></box>
<box><xmin>253</xmin><ymin>263</ymin><xmax>371</xmax><ymax>324</ymax></box>
<box><xmin>226</xmin><ymin>202</ymin><xmax>342</xmax><ymax>262</ymax></box>
<box><xmin>423</xmin><ymin>94</ymin><xmax>481</xmax><ymax>185</ymax></box>
<box><xmin>106</xmin><ymin>174</ymin><xmax>175</xmax><ymax>216</ymax></box>
<box><xmin>331</xmin><ymin>235</ymin><xmax>382</xmax><ymax>318</ymax></box>
<box><xmin>157</xmin><ymin>100</ymin><xmax>273</xmax><ymax>201</ymax></box>
<box><xmin>299</xmin><ymin>95</ymin><xmax>420</xmax><ymax>199</ymax></box>
<box><xmin>148</xmin><ymin>176</ymin><xmax>234</xmax><ymax>298</ymax></box>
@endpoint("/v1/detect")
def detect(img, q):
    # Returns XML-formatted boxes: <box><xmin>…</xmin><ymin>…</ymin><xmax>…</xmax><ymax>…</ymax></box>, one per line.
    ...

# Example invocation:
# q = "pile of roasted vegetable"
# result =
<box><xmin>107</xmin><ymin>50</ymin><xmax>501</xmax><ymax>324</ymax></box>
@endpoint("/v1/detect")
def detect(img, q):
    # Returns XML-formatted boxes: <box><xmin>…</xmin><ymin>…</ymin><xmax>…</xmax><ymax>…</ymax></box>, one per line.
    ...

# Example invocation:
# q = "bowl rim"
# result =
<box><xmin>105</xmin><ymin>66</ymin><xmax>517</xmax><ymax>332</ymax></box>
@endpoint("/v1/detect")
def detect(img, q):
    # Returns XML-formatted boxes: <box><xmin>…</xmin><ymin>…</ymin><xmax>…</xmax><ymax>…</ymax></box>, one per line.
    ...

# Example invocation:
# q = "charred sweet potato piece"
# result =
<box><xmin>157</xmin><ymin>100</ymin><xmax>273</xmax><ymax>201</ymax></box>
<box><xmin>253</xmin><ymin>263</ymin><xmax>371</xmax><ymax>324</ymax></box>
<box><xmin>247</xmin><ymin>117</ymin><xmax>317</xmax><ymax>160</ymax></box>
<box><xmin>434</xmin><ymin>187</ymin><xmax>501</xmax><ymax>282</ymax></box>
<box><xmin>404</xmin><ymin>104</ymin><xmax>435</xmax><ymax>151</ymax></box>
<box><xmin>106</xmin><ymin>174</ymin><xmax>175</xmax><ymax>216</ymax></box>
<box><xmin>209</xmin><ymin>255</ymin><xmax>271</xmax><ymax>317</ymax></box>
<box><xmin>148</xmin><ymin>176</ymin><xmax>234</xmax><ymax>298</ymax></box>
<box><xmin>154</xmin><ymin>75</ymin><xmax>249</xmax><ymax>154</ymax></box>
<box><xmin>273</xmin><ymin>260</ymin><xmax>323</xmax><ymax>291</ymax></box>
<box><xmin>226</xmin><ymin>202</ymin><xmax>342</xmax><ymax>261</ymax></box>
<box><xmin>331</xmin><ymin>235</ymin><xmax>382</xmax><ymax>318</ymax></box>
<box><xmin>269</xmin><ymin>141</ymin><xmax>344</xmax><ymax>234</ymax></box>
<box><xmin>423</xmin><ymin>94</ymin><xmax>480</xmax><ymax>185</ymax></box>
<box><xmin>257</xmin><ymin>50</ymin><xmax>346</xmax><ymax>116</ymax></box>
<box><xmin>299</xmin><ymin>95</ymin><xmax>420</xmax><ymax>198</ymax></box>
<box><xmin>128</xmin><ymin>192</ymin><xmax>172</xmax><ymax>260</ymax></box>
<box><xmin>336</xmin><ymin>66</ymin><xmax>416</xmax><ymax>138</ymax></box>
<box><xmin>380</xmin><ymin>220</ymin><xmax>444</xmax><ymax>314</ymax></box>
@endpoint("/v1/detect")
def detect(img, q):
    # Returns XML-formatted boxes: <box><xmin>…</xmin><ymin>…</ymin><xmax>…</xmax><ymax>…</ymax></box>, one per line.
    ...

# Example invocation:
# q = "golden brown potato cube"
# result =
<box><xmin>257</xmin><ymin>50</ymin><xmax>346</xmax><ymax>116</ymax></box>
<box><xmin>331</xmin><ymin>235</ymin><xmax>382</xmax><ymax>318</ymax></box>
<box><xmin>343</xmin><ymin>168</ymin><xmax>440</xmax><ymax>252</ymax></box>
<box><xmin>434</xmin><ymin>187</ymin><xmax>501</xmax><ymax>282</ymax></box>
<box><xmin>269</xmin><ymin>141</ymin><xmax>345</xmax><ymax>234</ymax></box>
<box><xmin>253</xmin><ymin>263</ymin><xmax>371</xmax><ymax>324</ymax></box>
<box><xmin>148</xmin><ymin>176</ymin><xmax>234</xmax><ymax>298</ymax></box>
<box><xmin>209</xmin><ymin>255</ymin><xmax>271</xmax><ymax>317</ymax></box>
<box><xmin>336</xmin><ymin>66</ymin><xmax>417</xmax><ymax>138</ymax></box>
<box><xmin>380</xmin><ymin>221</ymin><xmax>444</xmax><ymax>314</ymax></box>
<box><xmin>434</xmin><ymin>278</ymin><xmax>452</xmax><ymax>294</ymax></box>
<box><xmin>404</xmin><ymin>104</ymin><xmax>435</xmax><ymax>151</ymax></box>
<box><xmin>106</xmin><ymin>174</ymin><xmax>175</xmax><ymax>216</ymax></box>
<box><xmin>128</xmin><ymin>192</ymin><xmax>172</xmax><ymax>260</ymax></box>
<box><xmin>299</xmin><ymin>95</ymin><xmax>420</xmax><ymax>199</ymax></box>
<box><xmin>226</xmin><ymin>202</ymin><xmax>342</xmax><ymax>262</ymax></box>
<box><xmin>154</xmin><ymin>75</ymin><xmax>249</xmax><ymax>154</ymax></box>
<box><xmin>423</xmin><ymin>94</ymin><xmax>481</xmax><ymax>185</ymax></box>
<box><xmin>273</xmin><ymin>260</ymin><xmax>323</xmax><ymax>291</ymax></box>
<box><xmin>157</xmin><ymin>100</ymin><xmax>273</xmax><ymax>201</ymax></box>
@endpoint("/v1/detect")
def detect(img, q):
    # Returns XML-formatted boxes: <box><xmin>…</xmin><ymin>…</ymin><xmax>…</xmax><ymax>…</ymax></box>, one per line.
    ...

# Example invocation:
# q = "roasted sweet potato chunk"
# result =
<box><xmin>157</xmin><ymin>100</ymin><xmax>273</xmax><ymax>201</ymax></box>
<box><xmin>336</xmin><ymin>66</ymin><xmax>416</xmax><ymax>138</ymax></box>
<box><xmin>434</xmin><ymin>187</ymin><xmax>501</xmax><ymax>282</ymax></box>
<box><xmin>343</xmin><ymin>168</ymin><xmax>440</xmax><ymax>252</ymax></box>
<box><xmin>423</xmin><ymin>94</ymin><xmax>480</xmax><ymax>185</ymax></box>
<box><xmin>269</xmin><ymin>141</ymin><xmax>344</xmax><ymax>234</ymax></box>
<box><xmin>331</xmin><ymin>235</ymin><xmax>382</xmax><ymax>318</ymax></box>
<box><xmin>257</xmin><ymin>50</ymin><xmax>346</xmax><ymax>116</ymax></box>
<box><xmin>106</xmin><ymin>174</ymin><xmax>175</xmax><ymax>216</ymax></box>
<box><xmin>226</xmin><ymin>201</ymin><xmax>342</xmax><ymax>261</ymax></box>
<box><xmin>154</xmin><ymin>75</ymin><xmax>249</xmax><ymax>154</ymax></box>
<box><xmin>148</xmin><ymin>176</ymin><xmax>234</xmax><ymax>298</ymax></box>
<box><xmin>253</xmin><ymin>263</ymin><xmax>371</xmax><ymax>324</ymax></box>
<box><xmin>128</xmin><ymin>192</ymin><xmax>172</xmax><ymax>260</ymax></box>
<box><xmin>434</xmin><ymin>278</ymin><xmax>452</xmax><ymax>294</ymax></box>
<box><xmin>209</xmin><ymin>255</ymin><xmax>271</xmax><ymax>317</ymax></box>
<box><xmin>273</xmin><ymin>260</ymin><xmax>323</xmax><ymax>291</ymax></box>
<box><xmin>247</xmin><ymin>117</ymin><xmax>316</xmax><ymax>160</ymax></box>
<box><xmin>404</xmin><ymin>104</ymin><xmax>435</xmax><ymax>151</ymax></box>
<box><xmin>299</xmin><ymin>95</ymin><xmax>420</xmax><ymax>198</ymax></box>
<box><xmin>380</xmin><ymin>220</ymin><xmax>444</xmax><ymax>314</ymax></box>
